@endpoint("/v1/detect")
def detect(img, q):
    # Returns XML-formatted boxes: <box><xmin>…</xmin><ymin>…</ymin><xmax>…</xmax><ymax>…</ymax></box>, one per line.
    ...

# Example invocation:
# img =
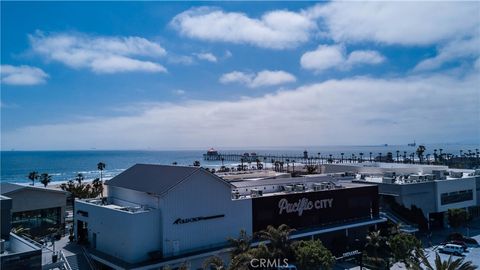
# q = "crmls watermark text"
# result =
<box><xmin>250</xmin><ymin>258</ymin><xmax>289</xmax><ymax>268</ymax></box>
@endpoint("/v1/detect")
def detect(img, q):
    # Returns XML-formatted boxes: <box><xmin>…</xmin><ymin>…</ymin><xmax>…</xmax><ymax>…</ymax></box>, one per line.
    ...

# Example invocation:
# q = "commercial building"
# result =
<box><xmin>75</xmin><ymin>164</ymin><xmax>384</xmax><ymax>269</ymax></box>
<box><xmin>1</xmin><ymin>195</ymin><xmax>42</xmax><ymax>270</ymax></box>
<box><xmin>322</xmin><ymin>163</ymin><xmax>480</xmax><ymax>228</ymax></box>
<box><xmin>0</xmin><ymin>183</ymin><xmax>68</xmax><ymax>236</ymax></box>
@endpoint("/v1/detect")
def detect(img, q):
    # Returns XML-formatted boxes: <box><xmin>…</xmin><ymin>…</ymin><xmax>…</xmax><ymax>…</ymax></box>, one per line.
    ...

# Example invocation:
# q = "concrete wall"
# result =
<box><xmin>435</xmin><ymin>177</ymin><xmax>477</xmax><ymax>212</ymax></box>
<box><xmin>75</xmin><ymin>200</ymin><xmax>161</xmax><ymax>264</ymax></box>
<box><xmin>5</xmin><ymin>188</ymin><xmax>67</xmax><ymax>225</ymax></box>
<box><xmin>161</xmin><ymin>170</ymin><xmax>252</xmax><ymax>258</ymax></box>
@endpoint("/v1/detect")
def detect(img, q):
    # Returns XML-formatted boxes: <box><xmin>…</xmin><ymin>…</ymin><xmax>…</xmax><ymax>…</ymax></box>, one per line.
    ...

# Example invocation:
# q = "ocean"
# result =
<box><xmin>1</xmin><ymin>143</ymin><xmax>478</xmax><ymax>184</ymax></box>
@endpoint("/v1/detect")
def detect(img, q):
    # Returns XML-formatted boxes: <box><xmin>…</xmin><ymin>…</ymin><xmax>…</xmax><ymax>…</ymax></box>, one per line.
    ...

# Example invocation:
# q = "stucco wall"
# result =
<box><xmin>435</xmin><ymin>177</ymin><xmax>477</xmax><ymax>212</ymax></box>
<box><xmin>75</xmin><ymin>200</ymin><xmax>161</xmax><ymax>264</ymax></box>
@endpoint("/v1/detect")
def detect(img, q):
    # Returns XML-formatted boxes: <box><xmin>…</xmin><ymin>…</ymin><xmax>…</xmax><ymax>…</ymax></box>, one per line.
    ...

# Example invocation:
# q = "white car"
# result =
<box><xmin>440</xmin><ymin>244</ymin><xmax>464</xmax><ymax>256</ymax></box>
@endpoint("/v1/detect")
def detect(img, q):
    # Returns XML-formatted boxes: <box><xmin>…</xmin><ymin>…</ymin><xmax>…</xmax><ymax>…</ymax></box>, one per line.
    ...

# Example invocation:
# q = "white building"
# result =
<box><xmin>75</xmin><ymin>164</ymin><xmax>384</xmax><ymax>269</ymax></box>
<box><xmin>323</xmin><ymin>163</ymin><xmax>480</xmax><ymax>228</ymax></box>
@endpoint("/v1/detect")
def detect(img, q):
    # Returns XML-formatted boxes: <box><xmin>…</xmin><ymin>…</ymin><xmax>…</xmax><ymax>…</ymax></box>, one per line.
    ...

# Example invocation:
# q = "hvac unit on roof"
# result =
<box><xmin>284</xmin><ymin>185</ymin><xmax>294</xmax><ymax>192</ymax></box>
<box><xmin>232</xmin><ymin>190</ymin><xmax>240</xmax><ymax>199</ymax></box>
<box><xmin>251</xmin><ymin>188</ymin><xmax>263</xmax><ymax>197</ymax></box>
<box><xmin>294</xmin><ymin>184</ymin><xmax>305</xmax><ymax>191</ymax></box>
<box><xmin>450</xmin><ymin>171</ymin><xmax>463</xmax><ymax>178</ymax></box>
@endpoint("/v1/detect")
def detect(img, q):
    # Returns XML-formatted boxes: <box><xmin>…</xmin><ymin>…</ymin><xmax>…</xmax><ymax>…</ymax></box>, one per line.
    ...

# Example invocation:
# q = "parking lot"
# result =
<box><xmin>424</xmin><ymin>234</ymin><xmax>480</xmax><ymax>267</ymax></box>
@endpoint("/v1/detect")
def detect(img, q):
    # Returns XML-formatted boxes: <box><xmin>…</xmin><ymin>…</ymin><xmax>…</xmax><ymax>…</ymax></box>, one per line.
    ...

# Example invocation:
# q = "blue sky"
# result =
<box><xmin>1</xmin><ymin>1</ymin><xmax>479</xmax><ymax>150</ymax></box>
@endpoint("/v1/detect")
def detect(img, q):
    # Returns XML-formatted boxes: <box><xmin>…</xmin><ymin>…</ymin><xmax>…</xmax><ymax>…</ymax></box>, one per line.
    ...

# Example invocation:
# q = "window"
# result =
<box><xmin>441</xmin><ymin>189</ymin><xmax>473</xmax><ymax>205</ymax></box>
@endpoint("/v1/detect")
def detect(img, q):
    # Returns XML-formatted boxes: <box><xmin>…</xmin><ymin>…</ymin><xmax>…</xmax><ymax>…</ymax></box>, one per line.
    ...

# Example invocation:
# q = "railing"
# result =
<box><xmin>82</xmin><ymin>246</ymin><xmax>98</xmax><ymax>270</ymax></box>
<box><xmin>60</xmin><ymin>250</ymin><xmax>73</xmax><ymax>270</ymax></box>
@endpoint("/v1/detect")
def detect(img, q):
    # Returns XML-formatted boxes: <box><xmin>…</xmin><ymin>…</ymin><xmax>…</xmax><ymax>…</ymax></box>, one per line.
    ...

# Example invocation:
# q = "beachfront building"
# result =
<box><xmin>1</xmin><ymin>195</ymin><xmax>42</xmax><ymax>270</ymax></box>
<box><xmin>322</xmin><ymin>163</ymin><xmax>480</xmax><ymax>229</ymax></box>
<box><xmin>74</xmin><ymin>164</ymin><xmax>384</xmax><ymax>269</ymax></box>
<box><xmin>0</xmin><ymin>183</ymin><xmax>68</xmax><ymax>236</ymax></box>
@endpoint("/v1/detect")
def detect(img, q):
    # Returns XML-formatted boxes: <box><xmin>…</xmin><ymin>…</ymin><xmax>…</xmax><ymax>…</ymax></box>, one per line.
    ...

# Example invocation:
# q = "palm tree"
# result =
<box><xmin>28</xmin><ymin>171</ymin><xmax>39</xmax><ymax>186</ymax></box>
<box><xmin>193</xmin><ymin>160</ymin><xmax>201</xmax><ymax>167</ymax></box>
<box><xmin>75</xmin><ymin>173</ymin><xmax>84</xmax><ymax>184</ymax></box>
<box><xmin>359</xmin><ymin>152</ymin><xmax>364</xmax><ymax>163</ymax></box>
<box><xmin>40</xmin><ymin>173</ymin><xmax>52</xmax><ymax>187</ymax></box>
<box><xmin>97</xmin><ymin>162</ymin><xmax>106</xmax><ymax>199</ymax></box>
<box><xmin>97</xmin><ymin>162</ymin><xmax>105</xmax><ymax>179</ymax></box>
<box><xmin>202</xmin><ymin>255</ymin><xmax>224</xmax><ymax>270</ymax></box>
<box><xmin>396</xmin><ymin>150</ymin><xmax>400</xmax><ymax>162</ymax></box>
<box><xmin>340</xmin><ymin>153</ymin><xmax>344</xmax><ymax>163</ymax></box>
<box><xmin>256</xmin><ymin>224</ymin><xmax>295</xmax><ymax>258</ymax></box>
<box><xmin>416</xmin><ymin>145</ymin><xmax>426</xmax><ymax>164</ymax></box>
<box><xmin>413</xmin><ymin>249</ymin><xmax>477</xmax><ymax>270</ymax></box>
<box><xmin>369</xmin><ymin>152</ymin><xmax>373</xmax><ymax>162</ymax></box>
<box><xmin>228</xmin><ymin>230</ymin><xmax>251</xmax><ymax>258</ymax></box>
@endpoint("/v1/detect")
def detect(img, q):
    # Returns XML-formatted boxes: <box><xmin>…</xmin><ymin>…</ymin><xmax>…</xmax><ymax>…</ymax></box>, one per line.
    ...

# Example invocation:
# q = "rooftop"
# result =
<box><xmin>105</xmin><ymin>164</ymin><xmax>204</xmax><ymax>196</ymax></box>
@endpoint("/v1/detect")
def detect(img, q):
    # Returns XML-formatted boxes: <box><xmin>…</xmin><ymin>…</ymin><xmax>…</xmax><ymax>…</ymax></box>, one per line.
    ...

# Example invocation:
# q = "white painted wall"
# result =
<box><xmin>75</xmin><ymin>200</ymin><xmax>161</xmax><ymax>264</ymax></box>
<box><xmin>161</xmin><ymin>170</ymin><xmax>252</xmax><ymax>258</ymax></box>
<box><xmin>435</xmin><ymin>177</ymin><xmax>477</xmax><ymax>212</ymax></box>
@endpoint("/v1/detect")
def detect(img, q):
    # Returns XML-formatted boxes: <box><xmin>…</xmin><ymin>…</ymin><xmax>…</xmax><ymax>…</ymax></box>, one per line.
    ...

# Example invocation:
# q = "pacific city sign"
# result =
<box><xmin>278</xmin><ymin>197</ymin><xmax>333</xmax><ymax>216</ymax></box>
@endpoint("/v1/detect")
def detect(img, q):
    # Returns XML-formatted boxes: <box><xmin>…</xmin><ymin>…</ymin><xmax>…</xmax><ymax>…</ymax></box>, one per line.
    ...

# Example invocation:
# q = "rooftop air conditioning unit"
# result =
<box><xmin>294</xmin><ymin>184</ymin><xmax>305</xmax><ymax>191</ymax></box>
<box><xmin>450</xmin><ymin>171</ymin><xmax>463</xmax><ymax>178</ymax></box>
<box><xmin>251</xmin><ymin>189</ymin><xmax>263</xmax><ymax>197</ymax></box>
<box><xmin>232</xmin><ymin>191</ymin><xmax>240</xmax><ymax>199</ymax></box>
<box><xmin>313</xmin><ymin>183</ymin><xmax>323</xmax><ymax>191</ymax></box>
<box><xmin>432</xmin><ymin>170</ymin><xmax>447</xmax><ymax>180</ymax></box>
<box><xmin>284</xmin><ymin>185</ymin><xmax>294</xmax><ymax>192</ymax></box>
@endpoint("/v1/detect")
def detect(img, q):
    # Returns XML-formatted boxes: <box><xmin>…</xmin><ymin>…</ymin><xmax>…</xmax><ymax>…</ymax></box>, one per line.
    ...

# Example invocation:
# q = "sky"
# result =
<box><xmin>1</xmin><ymin>1</ymin><xmax>479</xmax><ymax>150</ymax></box>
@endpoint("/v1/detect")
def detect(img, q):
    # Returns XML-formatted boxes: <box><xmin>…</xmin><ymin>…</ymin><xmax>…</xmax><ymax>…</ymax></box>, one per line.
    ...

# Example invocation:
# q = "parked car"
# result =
<box><xmin>441</xmin><ymin>240</ymin><xmax>468</xmax><ymax>251</ymax></box>
<box><xmin>439</xmin><ymin>244</ymin><xmax>465</xmax><ymax>256</ymax></box>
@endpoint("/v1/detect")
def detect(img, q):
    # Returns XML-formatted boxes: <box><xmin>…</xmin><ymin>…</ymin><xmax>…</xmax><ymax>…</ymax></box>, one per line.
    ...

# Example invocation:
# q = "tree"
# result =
<box><xmin>193</xmin><ymin>160</ymin><xmax>201</xmax><ymax>167</ymax></box>
<box><xmin>91</xmin><ymin>178</ymin><xmax>104</xmax><ymax>198</ymax></box>
<box><xmin>75</xmin><ymin>173</ymin><xmax>84</xmax><ymax>184</ymax></box>
<box><xmin>97</xmin><ymin>162</ymin><xmax>106</xmax><ymax>198</ymax></box>
<box><xmin>412</xmin><ymin>249</ymin><xmax>477</xmax><ymax>270</ymax></box>
<box><xmin>365</xmin><ymin>230</ymin><xmax>390</xmax><ymax>260</ymax></box>
<box><xmin>292</xmin><ymin>240</ymin><xmax>335</xmax><ymax>270</ymax></box>
<box><xmin>256</xmin><ymin>224</ymin><xmax>295</xmax><ymax>259</ymax></box>
<box><xmin>448</xmin><ymin>208</ymin><xmax>469</xmax><ymax>228</ymax></box>
<box><xmin>228</xmin><ymin>230</ymin><xmax>251</xmax><ymax>259</ymax></box>
<box><xmin>390</xmin><ymin>233</ymin><xmax>421</xmax><ymax>266</ymax></box>
<box><xmin>202</xmin><ymin>255</ymin><xmax>225</xmax><ymax>270</ymax></box>
<box><xmin>28</xmin><ymin>171</ymin><xmax>39</xmax><ymax>186</ymax></box>
<box><xmin>40</xmin><ymin>173</ymin><xmax>52</xmax><ymax>187</ymax></box>
<box><xmin>416</xmin><ymin>145</ymin><xmax>426</xmax><ymax>164</ymax></box>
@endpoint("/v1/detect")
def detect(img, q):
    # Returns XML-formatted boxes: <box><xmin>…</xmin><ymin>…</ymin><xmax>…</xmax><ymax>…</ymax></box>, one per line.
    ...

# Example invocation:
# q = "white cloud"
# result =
<box><xmin>414</xmin><ymin>37</ymin><xmax>480</xmax><ymax>72</ymax></box>
<box><xmin>300</xmin><ymin>45</ymin><xmax>385</xmax><ymax>72</ymax></box>
<box><xmin>194</xmin><ymin>52</ymin><xmax>217</xmax><ymax>62</ymax></box>
<box><xmin>220</xmin><ymin>70</ymin><xmax>296</xmax><ymax>88</ymax></box>
<box><xmin>173</xmin><ymin>89</ymin><xmax>186</xmax><ymax>95</ymax></box>
<box><xmin>3</xmin><ymin>72</ymin><xmax>478</xmax><ymax>150</ymax></box>
<box><xmin>171</xmin><ymin>7</ymin><xmax>316</xmax><ymax>49</ymax></box>
<box><xmin>307</xmin><ymin>2</ymin><xmax>479</xmax><ymax>45</ymax></box>
<box><xmin>1</xmin><ymin>65</ymin><xmax>49</xmax><ymax>86</ymax></box>
<box><xmin>29</xmin><ymin>31</ymin><xmax>167</xmax><ymax>74</ymax></box>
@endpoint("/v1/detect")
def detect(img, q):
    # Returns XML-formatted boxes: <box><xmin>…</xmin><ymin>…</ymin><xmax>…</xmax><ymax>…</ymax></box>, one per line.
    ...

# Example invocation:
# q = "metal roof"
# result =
<box><xmin>230</xmin><ymin>175</ymin><xmax>337</xmax><ymax>188</ymax></box>
<box><xmin>0</xmin><ymin>183</ymin><xmax>28</xmax><ymax>194</ymax></box>
<box><xmin>0</xmin><ymin>182</ymin><xmax>67</xmax><ymax>195</ymax></box>
<box><xmin>105</xmin><ymin>164</ymin><xmax>229</xmax><ymax>196</ymax></box>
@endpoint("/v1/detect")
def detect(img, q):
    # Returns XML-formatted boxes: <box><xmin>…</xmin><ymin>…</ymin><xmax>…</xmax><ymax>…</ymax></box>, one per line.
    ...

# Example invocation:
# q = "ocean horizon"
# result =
<box><xmin>1</xmin><ymin>143</ymin><xmax>478</xmax><ymax>184</ymax></box>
